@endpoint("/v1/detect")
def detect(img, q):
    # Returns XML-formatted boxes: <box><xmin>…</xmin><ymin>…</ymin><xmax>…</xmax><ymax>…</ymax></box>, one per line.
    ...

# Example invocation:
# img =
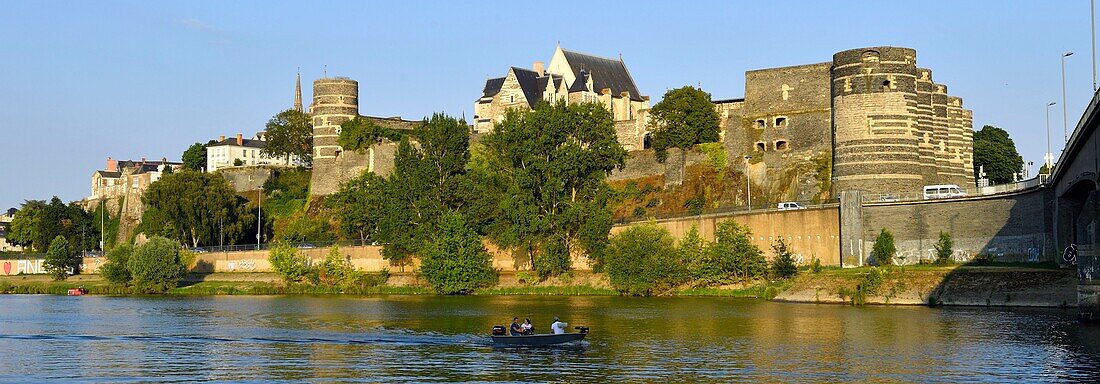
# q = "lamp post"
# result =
<box><xmin>1063</xmin><ymin>51</ymin><xmax>1074</xmax><ymax>144</ymax></box>
<box><xmin>256</xmin><ymin>186</ymin><xmax>262</xmax><ymax>250</ymax></box>
<box><xmin>744</xmin><ymin>156</ymin><xmax>752</xmax><ymax>211</ymax></box>
<box><xmin>1046</xmin><ymin>101</ymin><xmax>1057</xmax><ymax>171</ymax></box>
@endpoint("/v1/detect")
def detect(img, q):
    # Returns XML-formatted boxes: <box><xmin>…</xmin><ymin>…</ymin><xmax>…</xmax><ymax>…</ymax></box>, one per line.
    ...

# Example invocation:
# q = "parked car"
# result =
<box><xmin>296</xmin><ymin>243</ymin><xmax>316</xmax><ymax>249</ymax></box>
<box><xmin>777</xmin><ymin>202</ymin><xmax>806</xmax><ymax>210</ymax></box>
<box><xmin>923</xmin><ymin>184</ymin><xmax>967</xmax><ymax>200</ymax></box>
<box><xmin>187</xmin><ymin>247</ymin><xmax>207</xmax><ymax>254</ymax></box>
<box><xmin>879</xmin><ymin>195</ymin><xmax>899</xmax><ymax>202</ymax></box>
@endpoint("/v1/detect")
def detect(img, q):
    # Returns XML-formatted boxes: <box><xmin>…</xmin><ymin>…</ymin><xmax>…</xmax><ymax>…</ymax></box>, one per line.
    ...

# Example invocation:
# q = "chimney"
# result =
<box><xmin>141</xmin><ymin>157</ymin><xmax>146</xmax><ymax>163</ymax></box>
<box><xmin>161</xmin><ymin>157</ymin><xmax>167</xmax><ymax>163</ymax></box>
<box><xmin>236</xmin><ymin>133</ymin><xmax>243</xmax><ymax>146</ymax></box>
<box><xmin>106</xmin><ymin>157</ymin><xmax>117</xmax><ymax>172</ymax></box>
<box><xmin>533</xmin><ymin>61</ymin><xmax>545</xmax><ymax>76</ymax></box>
<box><xmin>219</xmin><ymin>135</ymin><xmax>225</xmax><ymax>142</ymax></box>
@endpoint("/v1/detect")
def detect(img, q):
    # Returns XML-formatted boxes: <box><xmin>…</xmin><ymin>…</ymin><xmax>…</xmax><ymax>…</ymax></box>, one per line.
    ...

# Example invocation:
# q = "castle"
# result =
<box><xmin>307</xmin><ymin>45</ymin><xmax>974</xmax><ymax>200</ymax></box>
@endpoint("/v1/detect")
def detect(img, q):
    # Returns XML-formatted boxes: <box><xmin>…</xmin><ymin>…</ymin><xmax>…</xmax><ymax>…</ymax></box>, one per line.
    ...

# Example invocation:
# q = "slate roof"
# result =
<box><xmin>95</xmin><ymin>170</ymin><xmax>122</xmax><ymax>178</ymax></box>
<box><xmin>208</xmin><ymin>137</ymin><xmax>267</xmax><ymax>149</ymax></box>
<box><xmin>481</xmin><ymin>77</ymin><xmax>505</xmax><ymax>98</ymax></box>
<box><xmin>561</xmin><ymin>49</ymin><xmax>643</xmax><ymax>101</ymax></box>
<box><xmin>510</xmin><ymin>67</ymin><xmax>543</xmax><ymax>108</ymax></box>
<box><xmin>568</xmin><ymin>70</ymin><xmax>590</xmax><ymax>92</ymax></box>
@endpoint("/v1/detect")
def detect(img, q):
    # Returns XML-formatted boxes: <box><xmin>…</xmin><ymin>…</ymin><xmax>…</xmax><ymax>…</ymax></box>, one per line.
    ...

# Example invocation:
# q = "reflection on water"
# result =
<box><xmin>0</xmin><ymin>294</ymin><xmax>1096</xmax><ymax>382</ymax></box>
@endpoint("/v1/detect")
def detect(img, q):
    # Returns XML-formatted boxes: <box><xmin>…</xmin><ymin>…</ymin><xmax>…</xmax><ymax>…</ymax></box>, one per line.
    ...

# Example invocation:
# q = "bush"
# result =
<box><xmin>100</xmin><ymin>244</ymin><xmax>134</xmax><ymax>285</ymax></box>
<box><xmin>934</xmin><ymin>231</ymin><xmax>953</xmax><ymax>265</ymax></box>
<box><xmin>43</xmin><ymin>236</ymin><xmax>73</xmax><ymax>281</ymax></box>
<box><xmin>770</xmin><ymin>239</ymin><xmax>798</xmax><ymax>279</ymax></box>
<box><xmin>605</xmin><ymin>222</ymin><xmax>687</xmax><ymax>296</ymax></box>
<box><xmin>533</xmin><ymin>238</ymin><xmax>571</xmax><ymax>279</ymax></box>
<box><xmin>317</xmin><ymin>245</ymin><xmax>354</xmax><ymax>286</ymax></box>
<box><xmin>127</xmin><ymin>236</ymin><xmax>186</xmax><ymax>293</ymax></box>
<box><xmin>811</xmin><ymin>257</ymin><xmax>823</xmax><ymax>273</ymax></box>
<box><xmin>269</xmin><ymin>241</ymin><xmax>311</xmax><ymax>282</ymax></box>
<box><xmin>871</xmin><ymin>228</ymin><xmax>896</xmax><ymax>266</ymax></box>
<box><xmin>418</xmin><ymin>213</ymin><xmax>498</xmax><ymax>294</ymax></box>
<box><xmin>691</xmin><ymin>220</ymin><xmax>766</xmax><ymax>285</ymax></box>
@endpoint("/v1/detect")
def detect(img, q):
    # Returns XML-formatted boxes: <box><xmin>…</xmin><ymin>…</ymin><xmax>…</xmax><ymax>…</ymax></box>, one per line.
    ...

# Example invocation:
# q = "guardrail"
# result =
<box><xmin>861</xmin><ymin>176</ymin><xmax>1045</xmax><ymax>204</ymax></box>
<box><xmin>615</xmin><ymin>199</ymin><xmax>840</xmax><ymax>225</ymax></box>
<box><xmin>187</xmin><ymin>239</ymin><xmax>377</xmax><ymax>253</ymax></box>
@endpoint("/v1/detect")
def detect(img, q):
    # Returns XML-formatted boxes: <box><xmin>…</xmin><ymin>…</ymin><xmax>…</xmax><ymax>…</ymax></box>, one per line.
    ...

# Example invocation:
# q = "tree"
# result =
<box><xmin>647</xmin><ymin>86</ymin><xmax>721</xmax><ymax>162</ymax></box>
<box><xmin>268</xmin><ymin>241</ymin><xmax>311</xmax><ymax>283</ymax></box>
<box><xmin>973</xmin><ymin>125</ymin><xmax>1024</xmax><ymax>183</ymax></box>
<box><xmin>8</xmin><ymin>198</ymin><xmax>97</xmax><ymax>253</ymax></box>
<box><xmin>934</xmin><ymin>231</ymin><xmax>954</xmax><ymax>265</ymax></box>
<box><xmin>127</xmin><ymin>236</ymin><xmax>186</xmax><ymax>293</ymax></box>
<box><xmin>43</xmin><ymin>236</ymin><xmax>73</xmax><ymax>281</ymax></box>
<box><xmin>871</xmin><ymin>228</ymin><xmax>896</xmax><ymax>266</ymax></box>
<box><xmin>141</xmin><ymin>170</ymin><xmax>254</xmax><ymax>247</ymax></box>
<box><xmin>692</xmin><ymin>220</ymin><xmax>766</xmax><ymax>285</ymax></box>
<box><xmin>338</xmin><ymin>117</ymin><xmax>404</xmax><ymax>151</ymax></box>
<box><xmin>418</xmin><ymin>213</ymin><xmax>497</xmax><ymax>294</ymax></box>
<box><xmin>100</xmin><ymin>244</ymin><xmax>133</xmax><ymax>285</ymax></box>
<box><xmin>770</xmin><ymin>239</ymin><xmax>798</xmax><ymax>279</ymax></box>
<box><xmin>605</xmin><ymin>222</ymin><xmax>687</xmax><ymax>296</ymax></box>
<box><xmin>181</xmin><ymin>142</ymin><xmax>207</xmax><ymax>171</ymax></box>
<box><xmin>331</xmin><ymin>172</ymin><xmax>387</xmax><ymax>241</ymax></box>
<box><xmin>6</xmin><ymin>200</ymin><xmax>44</xmax><ymax>250</ymax></box>
<box><xmin>263</xmin><ymin>109</ymin><xmax>313</xmax><ymax>166</ymax></box>
<box><xmin>482</xmin><ymin>101</ymin><xmax>627</xmax><ymax>277</ymax></box>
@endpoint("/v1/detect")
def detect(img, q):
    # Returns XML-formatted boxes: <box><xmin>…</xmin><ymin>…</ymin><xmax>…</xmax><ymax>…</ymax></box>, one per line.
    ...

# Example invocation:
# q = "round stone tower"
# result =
<box><xmin>830</xmin><ymin>47</ymin><xmax>928</xmax><ymax>195</ymax></box>
<box><xmin>309</xmin><ymin>77</ymin><xmax>359</xmax><ymax>195</ymax></box>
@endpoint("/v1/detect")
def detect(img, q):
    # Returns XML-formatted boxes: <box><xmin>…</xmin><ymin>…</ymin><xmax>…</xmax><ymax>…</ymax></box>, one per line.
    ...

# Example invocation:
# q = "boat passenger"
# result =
<box><xmin>550</xmin><ymin>316</ymin><xmax>568</xmax><ymax>334</ymax></box>
<box><xmin>509</xmin><ymin>317</ymin><xmax>523</xmax><ymax>336</ymax></box>
<box><xmin>521</xmin><ymin>318</ymin><xmax>533</xmax><ymax>335</ymax></box>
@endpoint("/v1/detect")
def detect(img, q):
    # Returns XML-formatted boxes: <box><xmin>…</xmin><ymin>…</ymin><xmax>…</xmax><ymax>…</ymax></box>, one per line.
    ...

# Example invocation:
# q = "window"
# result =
<box><xmin>510</xmin><ymin>95</ymin><xmax>515</xmax><ymax>103</ymax></box>
<box><xmin>774</xmin><ymin>117</ymin><xmax>787</xmax><ymax>127</ymax></box>
<box><xmin>755</xmin><ymin>119</ymin><xmax>766</xmax><ymax>129</ymax></box>
<box><xmin>755</xmin><ymin>142</ymin><xmax>766</xmax><ymax>151</ymax></box>
<box><xmin>882</xmin><ymin>80</ymin><xmax>891</xmax><ymax>90</ymax></box>
<box><xmin>643</xmin><ymin>133</ymin><xmax>653</xmax><ymax>150</ymax></box>
<box><xmin>775</xmin><ymin>140</ymin><xmax>789</xmax><ymax>151</ymax></box>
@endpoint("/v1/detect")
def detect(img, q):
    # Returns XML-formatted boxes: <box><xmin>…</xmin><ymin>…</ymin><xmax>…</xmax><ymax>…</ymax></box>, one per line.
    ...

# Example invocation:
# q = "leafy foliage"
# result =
<box><xmin>100</xmin><ymin>244</ymin><xmax>134</xmax><ymax>285</ymax></box>
<box><xmin>127</xmin><ymin>236</ymin><xmax>186</xmax><ymax>293</ymax></box>
<box><xmin>338</xmin><ymin>117</ymin><xmax>404</xmax><ymax>151</ymax></box>
<box><xmin>418</xmin><ymin>213</ymin><xmax>497</xmax><ymax>294</ymax></box>
<box><xmin>973</xmin><ymin>125</ymin><xmax>1024</xmax><ymax>183</ymax></box>
<box><xmin>44</xmin><ymin>236</ymin><xmax>73</xmax><ymax>281</ymax></box>
<box><xmin>647</xmin><ymin>86</ymin><xmax>721</xmax><ymax>162</ymax></box>
<box><xmin>329</xmin><ymin>171</ymin><xmax>387</xmax><ymax>241</ymax></box>
<box><xmin>140</xmin><ymin>170</ymin><xmax>255</xmax><ymax>247</ymax></box>
<box><xmin>268</xmin><ymin>242</ymin><xmax>311</xmax><ymax>283</ymax></box>
<box><xmin>934</xmin><ymin>231</ymin><xmax>954</xmax><ymax>265</ymax></box>
<box><xmin>770</xmin><ymin>239</ymin><xmax>798</xmax><ymax>279</ymax></box>
<box><xmin>316</xmin><ymin>246</ymin><xmax>353</xmax><ymax>286</ymax></box>
<box><xmin>481</xmin><ymin>101</ymin><xmax>626</xmax><ymax>277</ymax></box>
<box><xmin>871</xmin><ymin>228</ymin><xmax>896</xmax><ymax>266</ymax></box>
<box><xmin>263</xmin><ymin>109</ymin><xmax>313</xmax><ymax>166</ymax></box>
<box><xmin>8</xmin><ymin>198</ymin><xmax>98</xmax><ymax>253</ymax></box>
<box><xmin>691</xmin><ymin>220</ymin><xmax>767</xmax><ymax>285</ymax></box>
<box><xmin>605</xmin><ymin>222</ymin><xmax>687</xmax><ymax>296</ymax></box>
<box><xmin>181</xmin><ymin>142</ymin><xmax>207</xmax><ymax>171</ymax></box>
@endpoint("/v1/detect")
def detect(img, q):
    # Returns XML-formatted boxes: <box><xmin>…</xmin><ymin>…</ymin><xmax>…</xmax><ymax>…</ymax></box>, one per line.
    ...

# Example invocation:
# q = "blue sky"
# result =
<box><xmin>1</xmin><ymin>1</ymin><xmax>1096</xmax><ymax>209</ymax></box>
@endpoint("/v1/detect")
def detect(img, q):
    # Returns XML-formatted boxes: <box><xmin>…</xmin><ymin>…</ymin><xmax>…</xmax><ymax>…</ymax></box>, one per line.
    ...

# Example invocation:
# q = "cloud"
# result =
<box><xmin>174</xmin><ymin>18</ymin><xmax>219</xmax><ymax>33</ymax></box>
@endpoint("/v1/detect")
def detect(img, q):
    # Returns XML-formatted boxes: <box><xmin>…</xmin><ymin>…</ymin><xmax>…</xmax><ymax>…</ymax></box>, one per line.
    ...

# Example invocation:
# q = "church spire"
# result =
<box><xmin>293</xmin><ymin>68</ymin><xmax>303</xmax><ymax>112</ymax></box>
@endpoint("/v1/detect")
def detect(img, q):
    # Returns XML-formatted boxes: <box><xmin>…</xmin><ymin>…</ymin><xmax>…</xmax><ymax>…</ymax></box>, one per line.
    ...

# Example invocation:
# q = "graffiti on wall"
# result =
<box><xmin>1</xmin><ymin>259</ymin><xmax>46</xmax><ymax>275</ymax></box>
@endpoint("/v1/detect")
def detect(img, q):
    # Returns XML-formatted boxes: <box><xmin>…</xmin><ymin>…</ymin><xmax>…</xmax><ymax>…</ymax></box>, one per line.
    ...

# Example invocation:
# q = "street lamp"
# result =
<box><xmin>744</xmin><ymin>156</ymin><xmax>752</xmax><ymax>211</ymax></box>
<box><xmin>1062</xmin><ymin>51</ymin><xmax>1074</xmax><ymax>144</ymax></box>
<box><xmin>1046</xmin><ymin>101</ymin><xmax>1057</xmax><ymax>171</ymax></box>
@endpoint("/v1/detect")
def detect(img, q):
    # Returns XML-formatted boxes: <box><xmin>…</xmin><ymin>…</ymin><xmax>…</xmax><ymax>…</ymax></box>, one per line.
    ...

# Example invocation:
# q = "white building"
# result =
<box><xmin>0</xmin><ymin>208</ymin><xmax>23</xmax><ymax>252</ymax></box>
<box><xmin>206</xmin><ymin>133</ymin><xmax>297</xmax><ymax>172</ymax></box>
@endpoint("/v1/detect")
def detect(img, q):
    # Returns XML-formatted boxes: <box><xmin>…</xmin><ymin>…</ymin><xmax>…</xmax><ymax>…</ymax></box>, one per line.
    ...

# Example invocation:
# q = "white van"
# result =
<box><xmin>777</xmin><ymin>202</ymin><xmax>806</xmax><ymax>210</ymax></box>
<box><xmin>923</xmin><ymin>185</ymin><xmax>967</xmax><ymax>200</ymax></box>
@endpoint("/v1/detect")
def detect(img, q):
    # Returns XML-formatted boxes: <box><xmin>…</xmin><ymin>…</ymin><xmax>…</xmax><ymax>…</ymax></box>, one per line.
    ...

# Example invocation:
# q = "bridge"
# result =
<box><xmin>1050</xmin><ymin>89</ymin><xmax>1100</xmax><ymax>321</ymax></box>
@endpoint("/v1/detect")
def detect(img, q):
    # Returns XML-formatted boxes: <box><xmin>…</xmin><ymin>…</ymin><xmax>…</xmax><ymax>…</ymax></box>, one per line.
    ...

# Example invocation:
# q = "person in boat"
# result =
<box><xmin>521</xmin><ymin>318</ymin><xmax>533</xmax><ymax>335</ymax></box>
<box><xmin>550</xmin><ymin>316</ymin><xmax>568</xmax><ymax>334</ymax></box>
<box><xmin>509</xmin><ymin>317</ymin><xmax>523</xmax><ymax>336</ymax></box>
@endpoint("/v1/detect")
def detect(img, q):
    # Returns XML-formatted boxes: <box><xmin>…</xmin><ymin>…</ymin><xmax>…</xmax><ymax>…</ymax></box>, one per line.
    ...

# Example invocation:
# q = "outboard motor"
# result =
<box><xmin>574</xmin><ymin>326</ymin><xmax>589</xmax><ymax>334</ymax></box>
<box><xmin>492</xmin><ymin>326</ymin><xmax>506</xmax><ymax>336</ymax></box>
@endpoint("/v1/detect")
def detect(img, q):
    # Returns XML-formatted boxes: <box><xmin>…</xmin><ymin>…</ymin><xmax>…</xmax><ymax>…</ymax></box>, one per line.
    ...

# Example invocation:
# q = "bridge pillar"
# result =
<box><xmin>839</xmin><ymin>190</ymin><xmax>864</xmax><ymax>267</ymax></box>
<box><xmin>1073</xmin><ymin>189</ymin><xmax>1100</xmax><ymax>321</ymax></box>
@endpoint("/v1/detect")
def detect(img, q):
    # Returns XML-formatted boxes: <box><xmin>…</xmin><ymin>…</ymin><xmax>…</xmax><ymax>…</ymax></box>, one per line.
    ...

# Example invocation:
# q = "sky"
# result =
<box><xmin>1</xmin><ymin>1</ymin><xmax>1097</xmax><ymax>209</ymax></box>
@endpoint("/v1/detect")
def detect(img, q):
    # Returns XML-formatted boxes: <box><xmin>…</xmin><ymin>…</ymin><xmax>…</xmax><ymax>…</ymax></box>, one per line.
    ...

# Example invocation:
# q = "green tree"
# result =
<box><xmin>127</xmin><ymin>236</ymin><xmax>186</xmax><ymax>293</ymax></box>
<box><xmin>934</xmin><ymin>231</ymin><xmax>954</xmax><ymax>265</ymax></box>
<box><xmin>44</xmin><ymin>236</ymin><xmax>73</xmax><ymax>281</ymax></box>
<box><xmin>418</xmin><ymin>213</ymin><xmax>498</xmax><ymax>294</ymax></box>
<box><xmin>770</xmin><ymin>239</ymin><xmax>798</xmax><ymax>279</ymax></box>
<box><xmin>316</xmin><ymin>245</ymin><xmax>354</xmax><ymax>286</ymax></box>
<box><xmin>141</xmin><ymin>170</ymin><xmax>254</xmax><ymax>247</ymax></box>
<box><xmin>647</xmin><ymin>86</ymin><xmax>721</xmax><ymax>162</ymax></box>
<box><xmin>973</xmin><ymin>125</ymin><xmax>1024</xmax><ymax>183</ymax></box>
<box><xmin>8</xmin><ymin>198</ymin><xmax>97</xmax><ymax>253</ymax></box>
<box><xmin>331</xmin><ymin>172</ymin><xmax>387</xmax><ymax>241</ymax></box>
<box><xmin>263</xmin><ymin>109</ymin><xmax>313</xmax><ymax>166</ymax></box>
<box><xmin>338</xmin><ymin>117</ymin><xmax>404</xmax><ymax>151</ymax></box>
<box><xmin>871</xmin><ymin>228</ymin><xmax>896</xmax><ymax>266</ymax></box>
<box><xmin>100</xmin><ymin>244</ymin><xmax>133</xmax><ymax>285</ymax></box>
<box><xmin>181</xmin><ymin>142</ymin><xmax>207</xmax><ymax>171</ymax></box>
<box><xmin>693</xmin><ymin>220</ymin><xmax>766</xmax><ymax>285</ymax></box>
<box><xmin>268</xmin><ymin>241</ymin><xmax>311</xmax><ymax>283</ymax></box>
<box><xmin>6</xmin><ymin>200</ymin><xmax>44</xmax><ymax>250</ymax></box>
<box><xmin>482</xmin><ymin>101</ymin><xmax>627</xmax><ymax>277</ymax></box>
<box><xmin>605</xmin><ymin>222</ymin><xmax>687</xmax><ymax>296</ymax></box>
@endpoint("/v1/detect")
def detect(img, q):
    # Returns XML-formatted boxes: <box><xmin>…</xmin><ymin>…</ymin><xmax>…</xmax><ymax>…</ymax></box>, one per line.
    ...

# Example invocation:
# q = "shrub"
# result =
<box><xmin>127</xmin><ymin>236</ymin><xmax>186</xmax><ymax>293</ymax></box>
<box><xmin>871</xmin><ymin>228</ymin><xmax>896</xmax><ymax>266</ymax></box>
<box><xmin>934</xmin><ymin>231</ymin><xmax>954</xmax><ymax>265</ymax></box>
<box><xmin>533</xmin><ymin>238</ymin><xmax>571</xmax><ymax>279</ymax></box>
<box><xmin>44</xmin><ymin>236</ymin><xmax>73</xmax><ymax>281</ymax></box>
<box><xmin>843</xmin><ymin>267</ymin><xmax>886</xmax><ymax>305</ymax></box>
<box><xmin>516</xmin><ymin>271</ymin><xmax>537</xmax><ymax>285</ymax></box>
<box><xmin>810</xmin><ymin>257</ymin><xmax>823</xmax><ymax>273</ymax></box>
<box><xmin>691</xmin><ymin>220</ymin><xmax>766</xmax><ymax>285</ymax></box>
<box><xmin>269</xmin><ymin>241</ymin><xmax>311</xmax><ymax>282</ymax></box>
<box><xmin>100</xmin><ymin>244</ymin><xmax>134</xmax><ymax>285</ymax></box>
<box><xmin>770</xmin><ymin>239</ymin><xmax>798</xmax><ymax>279</ymax></box>
<box><xmin>678</xmin><ymin>225</ymin><xmax>707</xmax><ymax>267</ymax></box>
<box><xmin>605</xmin><ymin>222</ymin><xmax>687</xmax><ymax>296</ymax></box>
<box><xmin>418</xmin><ymin>213</ymin><xmax>498</xmax><ymax>294</ymax></box>
<box><xmin>317</xmin><ymin>245</ymin><xmax>353</xmax><ymax>286</ymax></box>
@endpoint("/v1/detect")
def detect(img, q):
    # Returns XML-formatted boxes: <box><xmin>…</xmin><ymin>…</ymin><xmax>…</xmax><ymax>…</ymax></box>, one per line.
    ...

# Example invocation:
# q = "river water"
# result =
<box><xmin>0</xmin><ymin>294</ymin><xmax>1097</xmax><ymax>383</ymax></box>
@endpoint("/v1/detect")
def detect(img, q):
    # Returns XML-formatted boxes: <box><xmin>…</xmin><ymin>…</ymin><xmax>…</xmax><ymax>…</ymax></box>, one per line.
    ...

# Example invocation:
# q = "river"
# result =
<box><xmin>0</xmin><ymin>294</ymin><xmax>1097</xmax><ymax>382</ymax></box>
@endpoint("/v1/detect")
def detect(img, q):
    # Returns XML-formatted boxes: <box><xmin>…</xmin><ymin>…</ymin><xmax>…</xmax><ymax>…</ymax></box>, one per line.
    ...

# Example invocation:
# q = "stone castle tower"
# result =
<box><xmin>831</xmin><ymin>47</ymin><xmax>974</xmax><ymax>194</ymax></box>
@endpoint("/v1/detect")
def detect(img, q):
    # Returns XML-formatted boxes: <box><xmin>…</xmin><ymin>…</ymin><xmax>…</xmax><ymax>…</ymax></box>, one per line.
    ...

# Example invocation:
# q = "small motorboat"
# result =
<box><xmin>491</xmin><ymin>326</ymin><xmax>588</xmax><ymax>346</ymax></box>
<box><xmin>67</xmin><ymin>287</ymin><xmax>88</xmax><ymax>296</ymax></box>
